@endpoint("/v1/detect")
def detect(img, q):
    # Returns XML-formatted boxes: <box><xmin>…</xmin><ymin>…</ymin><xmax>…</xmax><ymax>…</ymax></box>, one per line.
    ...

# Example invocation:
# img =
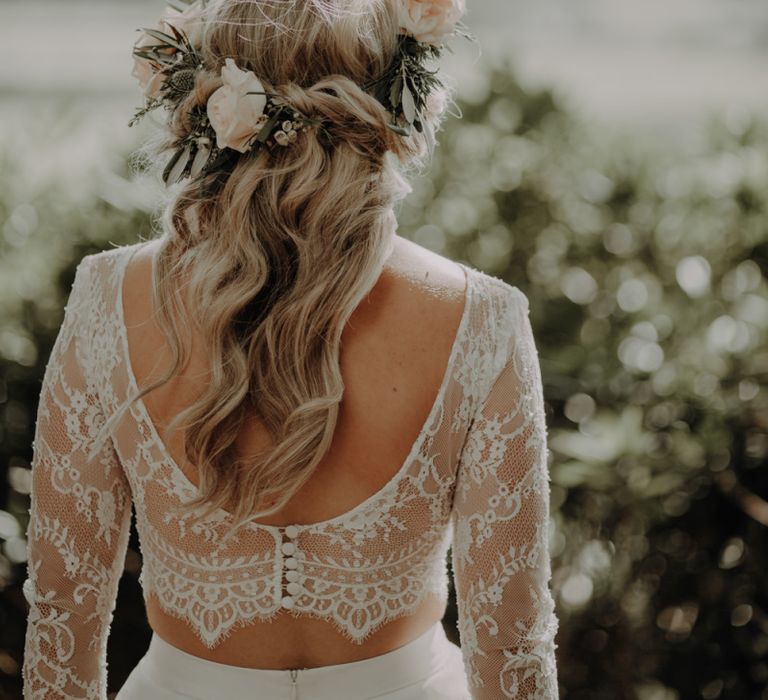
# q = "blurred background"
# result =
<box><xmin>1</xmin><ymin>0</ymin><xmax>767</xmax><ymax>698</ymax></box>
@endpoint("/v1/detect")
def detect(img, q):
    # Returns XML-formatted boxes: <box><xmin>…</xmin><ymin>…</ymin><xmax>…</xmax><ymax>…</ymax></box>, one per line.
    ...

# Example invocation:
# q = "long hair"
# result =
<box><xmin>121</xmin><ymin>0</ymin><xmax>453</xmax><ymax>537</ymax></box>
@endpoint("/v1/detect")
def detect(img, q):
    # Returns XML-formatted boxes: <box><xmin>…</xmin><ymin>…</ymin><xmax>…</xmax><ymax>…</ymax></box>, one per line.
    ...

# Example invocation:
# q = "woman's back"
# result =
<box><xmin>21</xmin><ymin>0</ymin><xmax>560</xmax><ymax>695</ymax></box>
<box><xmin>23</xmin><ymin>237</ymin><xmax>560</xmax><ymax>698</ymax></box>
<box><xmin>123</xmin><ymin>234</ymin><xmax>469</xmax><ymax>668</ymax></box>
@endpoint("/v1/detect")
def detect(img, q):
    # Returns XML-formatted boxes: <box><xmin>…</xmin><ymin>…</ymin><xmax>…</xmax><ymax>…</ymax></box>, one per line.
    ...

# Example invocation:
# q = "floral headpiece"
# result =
<box><xmin>130</xmin><ymin>0</ymin><xmax>472</xmax><ymax>185</ymax></box>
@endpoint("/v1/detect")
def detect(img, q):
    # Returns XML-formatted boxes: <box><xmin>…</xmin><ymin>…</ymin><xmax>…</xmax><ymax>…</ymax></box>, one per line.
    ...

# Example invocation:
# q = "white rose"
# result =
<box><xmin>397</xmin><ymin>0</ymin><xmax>466</xmax><ymax>46</ymax></box>
<box><xmin>132</xmin><ymin>21</ymin><xmax>173</xmax><ymax>99</ymax></box>
<box><xmin>162</xmin><ymin>3</ymin><xmax>205</xmax><ymax>47</ymax></box>
<box><xmin>131</xmin><ymin>5</ymin><xmax>200</xmax><ymax>99</ymax></box>
<box><xmin>131</xmin><ymin>56</ymin><xmax>165</xmax><ymax>99</ymax></box>
<box><xmin>206</xmin><ymin>59</ymin><xmax>269</xmax><ymax>153</ymax></box>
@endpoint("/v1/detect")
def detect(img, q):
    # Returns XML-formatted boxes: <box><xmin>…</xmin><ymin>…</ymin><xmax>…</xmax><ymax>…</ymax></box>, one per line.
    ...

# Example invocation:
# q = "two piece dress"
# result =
<box><xmin>21</xmin><ymin>243</ymin><xmax>559</xmax><ymax>699</ymax></box>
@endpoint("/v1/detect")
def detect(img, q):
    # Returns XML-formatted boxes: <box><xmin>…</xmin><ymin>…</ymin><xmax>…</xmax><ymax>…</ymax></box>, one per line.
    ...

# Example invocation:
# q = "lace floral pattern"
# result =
<box><xmin>451</xmin><ymin>283</ymin><xmax>560</xmax><ymax>698</ymax></box>
<box><xmin>22</xmin><ymin>257</ymin><xmax>133</xmax><ymax>699</ymax></box>
<box><xmin>22</xmin><ymin>243</ymin><xmax>559</xmax><ymax>699</ymax></box>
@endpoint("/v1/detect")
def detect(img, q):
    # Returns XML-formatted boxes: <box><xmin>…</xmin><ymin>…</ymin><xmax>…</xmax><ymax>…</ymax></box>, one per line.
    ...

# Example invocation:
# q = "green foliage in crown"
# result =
<box><xmin>129</xmin><ymin>0</ymin><xmax>474</xmax><ymax>186</ymax></box>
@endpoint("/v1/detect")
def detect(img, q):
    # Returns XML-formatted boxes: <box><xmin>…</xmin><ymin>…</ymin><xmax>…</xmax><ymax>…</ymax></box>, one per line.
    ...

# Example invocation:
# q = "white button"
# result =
<box><xmin>281</xmin><ymin>542</ymin><xmax>296</xmax><ymax>555</ymax></box>
<box><xmin>285</xmin><ymin>570</ymin><xmax>299</xmax><ymax>582</ymax></box>
<box><xmin>285</xmin><ymin>525</ymin><xmax>299</xmax><ymax>539</ymax></box>
<box><xmin>285</xmin><ymin>557</ymin><xmax>298</xmax><ymax>569</ymax></box>
<box><xmin>286</xmin><ymin>582</ymin><xmax>301</xmax><ymax>595</ymax></box>
<box><xmin>280</xmin><ymin>596</ymin><xmax>295</xmax><ymax>609</ymax></box>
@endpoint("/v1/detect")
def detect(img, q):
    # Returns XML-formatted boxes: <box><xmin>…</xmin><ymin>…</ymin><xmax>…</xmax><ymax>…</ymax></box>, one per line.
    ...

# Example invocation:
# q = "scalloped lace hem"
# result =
<box><xmin>142</xmin><ymin>586</ymin><xmax>451</xmax><ymax>650</ymax></box>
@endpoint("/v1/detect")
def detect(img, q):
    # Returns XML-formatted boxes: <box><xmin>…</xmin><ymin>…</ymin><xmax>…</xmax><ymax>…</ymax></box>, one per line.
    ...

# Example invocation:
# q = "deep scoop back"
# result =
<box><xmin>96</xmin><ymin>241</ymin><xmax>503</xmax><ymax>647</ymax></box>
<box><xmin>119</xmin><ymin>240</ymin><xmax>472</xmax><ymax>530</ymax></box>
<box><xmin>23</xmin><ymin>242</ymin><xmax>561</xmax><ymax>698</ymax></box>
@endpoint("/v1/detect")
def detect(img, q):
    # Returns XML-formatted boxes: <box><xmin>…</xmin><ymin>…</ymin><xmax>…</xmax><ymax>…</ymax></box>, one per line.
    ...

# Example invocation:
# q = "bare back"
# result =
<box><xmin>121</xmin><ymin>234</ymin><xmax>468</xmax><ymax>669</ymax></box>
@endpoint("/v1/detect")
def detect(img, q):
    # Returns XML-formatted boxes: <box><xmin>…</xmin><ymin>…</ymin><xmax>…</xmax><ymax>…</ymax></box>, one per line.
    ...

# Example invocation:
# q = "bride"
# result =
<box><xmin>21</xmin><ymin>1</ymin><xmax>559</xmax><ymax>698</ymax></box>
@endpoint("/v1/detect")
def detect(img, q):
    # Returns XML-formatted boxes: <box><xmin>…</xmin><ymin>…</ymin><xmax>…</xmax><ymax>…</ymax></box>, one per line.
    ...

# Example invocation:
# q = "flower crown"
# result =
<box><xmin>130</xmin><ymin>0</ymin><xmax>473</xmax><ymax>185</ymax></box>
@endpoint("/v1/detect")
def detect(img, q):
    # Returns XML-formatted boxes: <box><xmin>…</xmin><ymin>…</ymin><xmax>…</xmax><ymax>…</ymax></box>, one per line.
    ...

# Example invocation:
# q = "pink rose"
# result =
<box><xmin>396</xmin><ymin>0</ymin><xmax>466</xmax><ymax>46</ymax></box>
<box><xmin>206</xmin><ymin>59</ymin><xmax>269</xmax><ymax>153</ymax></box>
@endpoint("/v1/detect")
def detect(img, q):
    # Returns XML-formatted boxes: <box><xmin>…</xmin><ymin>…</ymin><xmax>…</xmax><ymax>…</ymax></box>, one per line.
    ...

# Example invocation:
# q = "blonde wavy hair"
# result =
<box><xmin>122</xmin><ymin>0</ymin><xmax>453</xmax><ymax>538</ymax></box>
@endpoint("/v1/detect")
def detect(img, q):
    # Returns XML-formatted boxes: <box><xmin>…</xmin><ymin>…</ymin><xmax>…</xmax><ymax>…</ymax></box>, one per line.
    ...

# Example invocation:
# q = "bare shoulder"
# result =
<box><xmin>127</xmin><ymin>238</ymin><xmax>161</xmax><ymax>266</ymax></box>
<box><xmin>119</xmin><ymin>239</ymin><xmax>164</xmax><ymax>316</ymax></box>
<box><xmin>384</xmin><ymin>235</ymin><xmax>467</xmax><ymax>303</ymax></box>
<box><xmin>122</xmin><ymin>237</ymin><xmax>162</xmax><ymax>273</ymax></box>
<box><xmin>121</xmin><ymin>234</ymin><xmax>470</xmax><ymax>319</ymax></box>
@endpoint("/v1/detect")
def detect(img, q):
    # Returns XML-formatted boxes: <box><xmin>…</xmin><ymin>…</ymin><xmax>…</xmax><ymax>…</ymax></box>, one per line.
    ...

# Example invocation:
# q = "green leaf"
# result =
<box><xmin>163</xmin><ymin>144</ymin><xmax>191</xmax><ymax>185</ymax></box>
<box><xmin>389</xmin><ymin>74</ymin><xmax>403</xmax><ymax>110</ymax></box>
<box><xmin>162</xmin><ymin>148</ymin><xmax>183</xmax><ymax>184</ymax></box>
<box><xmin>167</xmin><ymin>23</ymin><xmax>186</xmax><ymax>45</ymax></box>
<box><xmin>142</xmin><ymin>28</ymin><xmax>184</xmax><ymax>51</ymax></box>
<box><xmin>190</xmin><ymin>142</ymin><xmax>212</xmax><ymax>178</ymax></box>
<box><xmin>401</xmin><ymin>82</ymin><xmax>416</xmax><ymax>124</ymax></box>
<box><xmin>255</xmin><ymin>111</ymin><xmax>281</xmax><ymax>143</ymax></box>
<box><xmin>386</xmin><ymin>122</ymin><xmax>411</xmax><ymax>136</ymax></box>
<box><xmin>132</xmin><ymin>49</ymin><xmax>163</xmax><ymax>62</ymax></box>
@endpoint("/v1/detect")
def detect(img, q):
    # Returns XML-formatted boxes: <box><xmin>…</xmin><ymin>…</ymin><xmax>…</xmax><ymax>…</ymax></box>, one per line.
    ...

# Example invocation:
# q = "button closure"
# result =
<box><xmin>286</xmin><ymin>582</ymin><xmax>301</xmax><ymax>595</ymax></box>
<box><xmin>285</xmin><ymin>557</ymin><xmax>298</xmax><ymax>569</ymax></box>
<box><xmin>285</xmin><ymin>525</ymin><xmax>299</xmax><ymax>539</ymax></box>
<box><xmin>281</xmin><ymin>542</ymin><xmax>296</xmax><ymax>555</ymax></box>
<box><xmin>285</xmin><ymin>570</ymin><xmax>299</xmax><ymax>582</ymax></box>
<box><xmin>280</xmin><ymin>595</ymin><xmax>295</xmax><ymax>609</ymax></box>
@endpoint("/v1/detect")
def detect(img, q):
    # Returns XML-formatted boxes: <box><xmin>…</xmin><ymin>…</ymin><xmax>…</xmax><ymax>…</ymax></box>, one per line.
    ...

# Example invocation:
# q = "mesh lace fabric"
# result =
<box><xmin>22</xmin><ymin>242</ymin><xmax>559</xmax><ymax>699</ymax></box>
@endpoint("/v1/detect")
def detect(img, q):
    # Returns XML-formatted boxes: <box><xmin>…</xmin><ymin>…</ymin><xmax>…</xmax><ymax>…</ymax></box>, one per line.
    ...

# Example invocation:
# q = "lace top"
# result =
<box><xmin>22</xmin><ymin>242</ymin><xmax>559</xmax><ymax>699</ymax></box>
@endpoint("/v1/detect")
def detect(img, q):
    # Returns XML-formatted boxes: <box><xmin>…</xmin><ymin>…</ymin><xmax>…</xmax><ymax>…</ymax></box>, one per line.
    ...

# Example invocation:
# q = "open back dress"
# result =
<box><xmin>21</xmin><ymin>242</ymin><xmax>559</xmax><ymax>699</ymax></box>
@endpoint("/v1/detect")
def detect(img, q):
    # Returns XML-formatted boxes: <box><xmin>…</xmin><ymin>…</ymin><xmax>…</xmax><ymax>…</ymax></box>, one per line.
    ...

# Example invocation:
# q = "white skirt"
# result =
<box><xmin>115</xmin><ymin>620</ymin><xmax>472</xmax><ymax>700</ymax></box>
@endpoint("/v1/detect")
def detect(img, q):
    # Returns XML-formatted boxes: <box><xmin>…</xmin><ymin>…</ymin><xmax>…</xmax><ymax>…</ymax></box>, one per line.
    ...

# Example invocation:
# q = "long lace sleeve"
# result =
<box><xmin>22</xmin><ymin>256</ymin><xmax>133</xmax><ymax>700</ymax></box>
<box><xmin>450</xmin><ymin>288</ymin><xmax>559</xmax><ymax>699</ymax></box>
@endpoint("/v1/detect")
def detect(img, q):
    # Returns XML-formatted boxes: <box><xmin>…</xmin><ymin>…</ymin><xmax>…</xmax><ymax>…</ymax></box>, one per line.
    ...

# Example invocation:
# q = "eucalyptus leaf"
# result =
<box><xmin>133</xmin><ymin>49</ymin><xmax>163</xmax><ymax>62</ymax></box>
<box><xmin>401</xmin><ymin>82</ymin><xmax>416</xmax><ymax>124</ymax></box>
<box><xmin>386</xmin><ymin>122</ymin><xmax>411</xmax><ymax>136</ymax></box>
<box><xmin>190</xmin><ymin>143</ymin><xmax>212</xmax><ymax>178</ymax></box>
<box><xmin>389</xmin><ymin>75</ymin><xmax>403</xmax><ymax>110</ymax></box>
<box><xmin>162</xmin><ymin>148</ymin><xmax>183</xmax><ymax>185</ymax></box>
<box><xmin>256</xmin><ymin>111</ymin><xmax>281</xmax><ymax>143</ymax></box>
<box><xmin>163</xmin><ymin>144</ymin><xmax>192</xmax><ymax>185</ymax></box>
<box><xmin>168</xmin><ymin>23</ymin><xmax>187</xmax><ymax>45</ymax></box>
<box><xmin>142</xmin><ymin>28</ymin><xmax>184</xmax><ymax>51</ymax></box>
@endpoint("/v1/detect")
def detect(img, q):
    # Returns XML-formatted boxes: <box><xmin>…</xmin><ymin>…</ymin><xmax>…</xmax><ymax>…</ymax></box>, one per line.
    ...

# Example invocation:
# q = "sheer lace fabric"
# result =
<box><xmin>22</xmin><ymin>242</ymin><xmax>559</xmax><ymax>699</ymax></box>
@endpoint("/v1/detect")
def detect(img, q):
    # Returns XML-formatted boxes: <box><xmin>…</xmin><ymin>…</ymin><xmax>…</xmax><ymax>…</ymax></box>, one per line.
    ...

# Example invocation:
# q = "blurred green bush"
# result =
<box><xmin>1</xmin><ymin>56</ymin><xmax>766</xmax><ymax>699</ymax></box>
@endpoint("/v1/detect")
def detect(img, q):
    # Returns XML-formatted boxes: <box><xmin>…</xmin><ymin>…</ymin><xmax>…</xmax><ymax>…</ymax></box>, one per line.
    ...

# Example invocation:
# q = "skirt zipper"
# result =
<box><xmin>289</xmin><ymin>668</ymin><xmax>299</xmax><ymax>700</ymax></box>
